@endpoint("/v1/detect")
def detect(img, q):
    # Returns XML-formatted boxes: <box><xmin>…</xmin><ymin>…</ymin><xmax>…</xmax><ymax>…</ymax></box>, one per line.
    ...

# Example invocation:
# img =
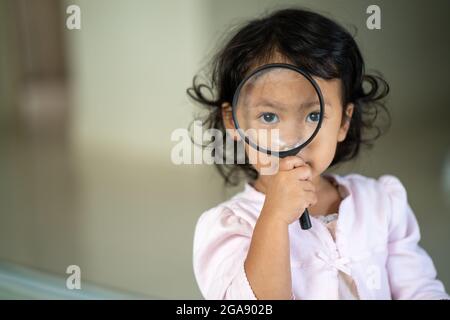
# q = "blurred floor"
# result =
<box><xmin>0</xmin><ymin>129</ymin><xmax>240</xmax><ymax>299</ymax></box>
<box><xmin>0</xmin><ymin>261</ymin><xmax>141</xmax><ymax>299</ymax></box>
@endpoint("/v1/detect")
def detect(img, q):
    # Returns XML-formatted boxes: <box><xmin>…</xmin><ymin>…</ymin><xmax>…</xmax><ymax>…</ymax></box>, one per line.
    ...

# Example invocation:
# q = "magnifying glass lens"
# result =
<box><xmin>233</xmin><ymin>66</ymin><xmax>322</xmax><ymax>155</ymax></box>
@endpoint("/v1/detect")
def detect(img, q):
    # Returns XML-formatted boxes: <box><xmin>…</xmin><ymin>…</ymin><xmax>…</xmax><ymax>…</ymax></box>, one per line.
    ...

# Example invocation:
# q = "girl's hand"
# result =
<box><xmin>261</xmin><ymin>156</ymin><xmax>317</xmax><ymax>225</ymax></box>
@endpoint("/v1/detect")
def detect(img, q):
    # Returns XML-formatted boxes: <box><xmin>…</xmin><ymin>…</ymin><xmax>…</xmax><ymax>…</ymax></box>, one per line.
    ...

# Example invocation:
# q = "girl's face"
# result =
<box><xmin>223</xmin><ymin>75</ymin><xmax>354</xmax><ymax>181</ymax></box>
<box><xmin>288</xmin><ymin>77</ymin><xmax>354</xmax><ymax>178</ymax></box>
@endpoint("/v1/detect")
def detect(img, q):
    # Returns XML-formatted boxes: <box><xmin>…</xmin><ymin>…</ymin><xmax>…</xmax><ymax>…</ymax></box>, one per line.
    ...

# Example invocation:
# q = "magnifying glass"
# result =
<box><xmin>231</xmin><ymin>63</ymin><xmax>325</xmax><ymax>230</ymax></box>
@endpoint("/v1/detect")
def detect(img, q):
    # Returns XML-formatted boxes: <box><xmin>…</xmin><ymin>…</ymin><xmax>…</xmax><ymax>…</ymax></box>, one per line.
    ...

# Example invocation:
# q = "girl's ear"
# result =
<box><xmin>222</xmin><ymin>102</ymin><xmax>240</xmax><ymax>140</ymax></box>
<box><xmin>337</xmin><ymin>103</ymin><xmax>354</xmax><ymax>142</ymax></box>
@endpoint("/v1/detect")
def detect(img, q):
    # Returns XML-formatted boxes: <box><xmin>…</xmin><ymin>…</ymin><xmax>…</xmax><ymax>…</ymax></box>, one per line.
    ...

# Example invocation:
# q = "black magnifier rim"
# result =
<box><xmin>231</xmin><ymin>63</ymin><xmax>325</xmax><ymax>158</ymax></box>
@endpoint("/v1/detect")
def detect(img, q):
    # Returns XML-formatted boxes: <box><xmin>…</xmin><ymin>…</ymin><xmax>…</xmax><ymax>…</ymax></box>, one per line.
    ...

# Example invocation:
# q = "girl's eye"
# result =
<box><xmin>259</xmin><ymin>112</ymin><xmax>279</xmax><ymax>124</ymax></box>
<box><xmin>307</xmin><ymin>112</ymin><xmax>321</xmax><ymax>123</ymax></box>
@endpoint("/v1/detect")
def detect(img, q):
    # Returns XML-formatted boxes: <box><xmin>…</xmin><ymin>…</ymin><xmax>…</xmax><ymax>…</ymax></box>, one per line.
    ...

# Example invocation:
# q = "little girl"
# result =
<box><xmin>188</xmin><ymin>8</ymin><xmax>449</xmax><ymax>300</ymax></box>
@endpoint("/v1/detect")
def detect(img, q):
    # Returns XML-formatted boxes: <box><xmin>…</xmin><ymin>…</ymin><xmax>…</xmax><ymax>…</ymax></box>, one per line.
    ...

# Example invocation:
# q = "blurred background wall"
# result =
<box><xmin>0</xmin><ymin>0</ymin><xmax>449</xmax><ymax>299</ymax></box>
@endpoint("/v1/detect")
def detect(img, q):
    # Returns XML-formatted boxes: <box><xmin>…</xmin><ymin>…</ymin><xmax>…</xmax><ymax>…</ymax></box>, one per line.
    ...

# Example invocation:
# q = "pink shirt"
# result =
<box><xmin>193</xmin><ymin>174</ymin><xmax>449</xmax><ymax>300</ymax></box>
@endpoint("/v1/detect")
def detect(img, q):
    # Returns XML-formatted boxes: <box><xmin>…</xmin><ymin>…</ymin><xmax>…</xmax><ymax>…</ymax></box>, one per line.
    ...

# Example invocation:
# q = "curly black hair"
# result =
<box><xmin>187</xmin><ymin>8</ymin><xmax>390</xmax><ymax>186</ymax></box>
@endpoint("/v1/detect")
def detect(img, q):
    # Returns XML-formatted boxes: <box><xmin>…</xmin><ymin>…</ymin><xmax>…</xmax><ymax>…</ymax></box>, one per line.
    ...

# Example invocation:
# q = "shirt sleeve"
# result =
<box><xmin>193</xmin><ymin>206</ymin><xmax>258</xmax><ymax>300</ymax></box>
<box><xmin>380</xmin><ymin>175</ymin><xmax>449</xmax><ymax>300</ymax></box>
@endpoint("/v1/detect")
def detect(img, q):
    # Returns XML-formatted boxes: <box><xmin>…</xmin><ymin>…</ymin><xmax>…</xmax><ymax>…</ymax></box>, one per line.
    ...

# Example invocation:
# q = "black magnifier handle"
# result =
<box><xmin>299</xmin><ymin>208</ymin><xmax>312</xmax><ymax>230</ymax></box>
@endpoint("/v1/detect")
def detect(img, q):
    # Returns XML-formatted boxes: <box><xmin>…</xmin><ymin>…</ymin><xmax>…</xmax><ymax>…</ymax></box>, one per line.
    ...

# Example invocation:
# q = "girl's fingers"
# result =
<box><xmin>291</xmin><ymin>166</ymin><xmax>313</xmax><ymax>181</ymax></box>
<box><xmin>308</xmin><ymin>191</ymin><xmax>318</xmax><ymax>205</ymax></box>
<box><xmin>299</xmin><ymin>180</ymin><xmax>315</xmax><ymax>192</ymax></box>
<box><xmin>278</xmin><ymin>156</ymin><xmax>306</xmax><ymax>171</ymax></box>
